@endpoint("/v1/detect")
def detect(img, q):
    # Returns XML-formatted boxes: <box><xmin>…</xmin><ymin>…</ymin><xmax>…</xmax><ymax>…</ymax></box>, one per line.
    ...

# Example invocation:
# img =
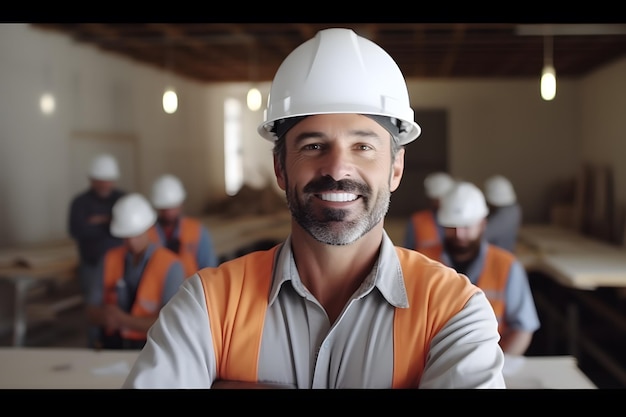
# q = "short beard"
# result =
<box><xmin>285</xmin><ymin>175</ymin><xmax>390</xmax><ymax>245</ymax></box>
<box><xmin>443</xmin><ymin>237</ymin><xmax>481</xmax><ymax>265</ymax></box>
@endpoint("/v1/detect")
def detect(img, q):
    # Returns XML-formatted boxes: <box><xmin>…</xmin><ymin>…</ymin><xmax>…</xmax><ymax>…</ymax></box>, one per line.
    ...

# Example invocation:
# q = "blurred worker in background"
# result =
<box><xmin>68</xmin><ymin>153</ymin><xmax>126</xmax><ymax>347</ymax></box>
<box><xmin>149</xmin><ymin>174</ymin><xmax>219</xmax><ymax>276</ymax></box>
<box><xmin>85</xmin><ymin>193</ymin><xmax>185</xmax><ymax>350</ymax></box>
<box><xmin>402</xmin><ymin>171</ymin><xmax>455</xmax><ymax>259</ymax></box>
<box><xmin>437</xmin><ymin>181</ymin><xmax>539</xmax><ymax>356</ymax></box>
<box><xmin>124</xmin><ymin>28</ymin><xmax>505</xmax><ymax>388</ymax></box>
<box><xmin>483</xmin><ymin>175</ymin><xmax>522</xmax><ymax>252</ymax></box>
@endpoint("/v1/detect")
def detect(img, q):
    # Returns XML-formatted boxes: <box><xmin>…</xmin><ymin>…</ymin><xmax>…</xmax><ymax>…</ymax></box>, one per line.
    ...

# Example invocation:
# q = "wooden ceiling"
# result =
<box><xmin>31</xmin><ymin>23</ymin><xmax>626</xmax><ymax>83</ymax></box>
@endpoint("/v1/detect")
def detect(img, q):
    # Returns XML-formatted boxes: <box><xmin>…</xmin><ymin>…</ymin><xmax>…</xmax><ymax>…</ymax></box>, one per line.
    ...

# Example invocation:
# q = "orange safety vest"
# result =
<box><xmin>410</xmin><ymin>210</ymin><xmax>443</xmax><ymax>261</ymax></box>
<box><xmin>103</xmin><ymin>246</ymin><xmax>179</xmax><ymax>341</ymax></box>
<box><xmin>199</xmin><ymin>245</ymin><xmax>478</xmax><ymax>388</ymax></box>
<box><xmin>149</xmin><ymin>217</ymin><xmax>202</xmax><ymax>277</ymax></box>
<box><xmin>476</xmin><ymin>244</ymin><xmax>514</xmax><ymax>334</ymax></box>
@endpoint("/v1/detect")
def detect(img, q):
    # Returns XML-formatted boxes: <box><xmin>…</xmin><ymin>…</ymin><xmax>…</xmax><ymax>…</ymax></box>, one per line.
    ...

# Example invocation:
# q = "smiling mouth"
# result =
<box><xmin>318</xmin><ymin>192</ymin><xmax>358</xmax><ymax>202</ymax></box>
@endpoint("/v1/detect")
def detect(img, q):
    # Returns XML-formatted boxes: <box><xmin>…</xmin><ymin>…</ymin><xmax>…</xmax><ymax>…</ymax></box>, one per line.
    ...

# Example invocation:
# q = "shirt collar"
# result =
<box><xmin>268</xmin><ymin>231</ymin><xmax>409</xmax><ymax>308</ymax></box>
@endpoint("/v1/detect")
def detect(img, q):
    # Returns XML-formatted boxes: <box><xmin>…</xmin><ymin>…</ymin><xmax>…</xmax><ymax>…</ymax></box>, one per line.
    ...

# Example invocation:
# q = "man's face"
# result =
<box><xmin>157</xmin><ymin>207</ymin><xmax>182</xmax><ymax>226</ymax></box>
<box><xmin>274</xmin><ymin>114</ymin><xmax>404</xmax><ymax>245</ymax></box>
<box><xmin>90</xmin><ymin>179</ymin><xmax>115</xmax><ymax>199</ymax></box>
<box><xmin>442</xmin><ymin>219</ymin><xmax>486</xmax><ymax>263</ymax></box>
<box><xmin>124</xmin><ymin>231</ymin><xmax>151</xmax><ymax>254</ymax></box>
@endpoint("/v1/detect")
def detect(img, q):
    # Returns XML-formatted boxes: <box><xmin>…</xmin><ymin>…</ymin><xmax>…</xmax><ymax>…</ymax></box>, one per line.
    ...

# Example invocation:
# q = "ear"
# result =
<box><xmin>274</xmin><ymin>153</ymin><xmax>286</xmax><ymax>191</ymax></box>
<box><xmin>390</xmin><ymin>147</ymin><xmax>405</xmax><ymax>192</ymax></box>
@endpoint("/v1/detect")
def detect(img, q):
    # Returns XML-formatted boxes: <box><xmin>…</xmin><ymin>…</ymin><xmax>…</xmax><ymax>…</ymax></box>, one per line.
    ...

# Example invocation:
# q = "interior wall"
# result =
<box><xmin>1</xmin><ymin>24</ymin><xmax>625</xmax><ymax>247</ymax></box>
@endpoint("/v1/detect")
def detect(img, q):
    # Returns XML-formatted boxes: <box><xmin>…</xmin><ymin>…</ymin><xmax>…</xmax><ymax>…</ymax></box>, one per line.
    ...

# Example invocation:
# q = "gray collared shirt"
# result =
<box><xmin>124</xmin><ymin>232</ymin><xmax>505</xmax><ymax>388</ymax></box>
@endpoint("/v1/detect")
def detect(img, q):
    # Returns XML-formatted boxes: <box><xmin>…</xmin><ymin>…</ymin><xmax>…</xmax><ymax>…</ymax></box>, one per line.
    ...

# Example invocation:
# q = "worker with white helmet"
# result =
<box><xmin>148</xmin><ymin>174</ymin><xmax>219</xmax><ymax>276</ymax></box>
<box><xmin>403</xmin><ymin>171</ymin><xmax>455</xmax><ymax>259</ymax></box>
<box><xmin>68</xmin><ymin>153</ymin><xmax>127</xmax><ymax>347</ymax></box>
<box><xmin>437</xmin><ymin>181</ymin><xmax>540</xmax><ymax>356</ymax></box>
<box><xmin>483</xmin><ymin>175</ymin><xmax>522</xmax><ymax>252</ymax></box>
<box><xmin>125</xmin><ymin>28</ymin><xmax>505</xmax><ymax>389</ymax></box>
<box><xmin>85</xmin><ymin>193</ymin><xmax>185</xmax><ymax>350</ymax></box>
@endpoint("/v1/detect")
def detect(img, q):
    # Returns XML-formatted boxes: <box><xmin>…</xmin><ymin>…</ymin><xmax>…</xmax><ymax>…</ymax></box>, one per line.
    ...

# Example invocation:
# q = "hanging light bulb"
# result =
<box><xmin>247</xmin><ymin>87</ymin><xmax>262</xmax><ymax>111</ymax></box>
<box><xmin>39</xmin><ymin>92</ymin><xmax>56</xmax><ymax>115</ymax></box>
<box><xmin>541</xmin><ymin>65</ymin><xmax>557</xmax><ymax>101</ymax></box>
<box><xmin>540</xmin><ymin>34</ymin><xmax>557</xmax><ymax>101</ymax></box>
<box><xmin>163</xmin><ymin>87</ymin><xmax>178</xmax><ymax>114</ymax></box>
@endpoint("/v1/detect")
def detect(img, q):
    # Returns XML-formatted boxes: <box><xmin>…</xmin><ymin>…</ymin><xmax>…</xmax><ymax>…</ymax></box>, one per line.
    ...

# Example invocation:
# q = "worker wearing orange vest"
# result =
<box><xmin>403</xmin><ymin>172</ymin><xmax>455</xmax><ymax>259</ymax></box>
<box><xmin>437</xmin><ymin>181</ymin><xmax>540</xmax><ymax>356</ymax></box>
<box><xmin>86</xmin><ymin>193</ymin><xmax>185</xmax><ymax>350</ymax></box>
<box><xmin>148</xmin><ymin>174</ymin><xmax>219</xmax><ymax>276</ymax></box>
<box><xmin>123</xmin><ymin>28</ymin><xmax>505</xmax><ymax>388</ymax></box>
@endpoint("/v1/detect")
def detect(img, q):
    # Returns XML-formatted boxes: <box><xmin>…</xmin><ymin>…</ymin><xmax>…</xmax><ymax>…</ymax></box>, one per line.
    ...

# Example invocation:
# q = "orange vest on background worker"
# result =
<box><xmin>410</xmin><ymin>210</ymin><xmax>443</xmax><ymax>261</ymax></box>
<box><xmin>103</xmin><ymin>245</ymin><xmax>179</xmax><ymax>341</ymax></box>
<box><xmin>476</xmin><ymin>244</ymin><xmax>514</xmax><ymax>334</ymax></box>
<box><xmin>149</xmin><ymin>217</ymin><xmax>201</xmax><ymax>277</ymax></box>
<box><xmin>199</xmin><ymin>245</ymin><xmax>478</xmax><ymax>388</ymax></box>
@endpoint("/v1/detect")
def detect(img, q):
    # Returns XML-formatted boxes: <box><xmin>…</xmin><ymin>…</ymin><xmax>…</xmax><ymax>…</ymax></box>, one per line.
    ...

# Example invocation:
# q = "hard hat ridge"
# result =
<box><xmin>258</xmin><ymin>28</ymin><xmax>421</xmax><ymax>145</ymax></box>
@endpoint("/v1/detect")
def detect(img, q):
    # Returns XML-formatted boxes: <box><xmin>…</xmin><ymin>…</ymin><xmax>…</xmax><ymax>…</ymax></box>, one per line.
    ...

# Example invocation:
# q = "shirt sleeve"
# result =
<box><xmin>123</xmin><ymin>275</ymin><xmax>217</xmax><ymax>388</ymax></box>
<box><xmin>419</xmin><ymin>291</ymin><xmax>507</xmax><ymax>388</ymax></box>
<box><xmin>504</xmin><ymin>260</ymin><xmax>541</xmax><ymax>332</ymax></box>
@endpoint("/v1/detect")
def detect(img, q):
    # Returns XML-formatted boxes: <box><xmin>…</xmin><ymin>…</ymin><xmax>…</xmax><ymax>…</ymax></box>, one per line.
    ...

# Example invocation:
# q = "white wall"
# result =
<box><xmin>0</xmin><ymin>23</ymin><xmax>625</xmax><ymax>246</ymax></box>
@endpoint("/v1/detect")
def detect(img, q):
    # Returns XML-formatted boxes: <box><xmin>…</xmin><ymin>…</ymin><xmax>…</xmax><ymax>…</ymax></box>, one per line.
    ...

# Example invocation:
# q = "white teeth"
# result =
<box><xmin>320</xmin><ymin>193</ymin><xmax>357</xmax><ymax>202</ymax></box>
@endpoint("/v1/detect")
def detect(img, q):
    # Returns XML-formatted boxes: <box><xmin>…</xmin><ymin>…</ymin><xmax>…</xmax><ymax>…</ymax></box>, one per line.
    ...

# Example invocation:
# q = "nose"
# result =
<box><xmin>454</xmin><ymin>227</ymin><xmax>472</xmax><ymax>240</ymax></box>
<box><xmin>318</xmin><ymin>145</ymin><xmax>353</xmax><ymax>180</ymax></box>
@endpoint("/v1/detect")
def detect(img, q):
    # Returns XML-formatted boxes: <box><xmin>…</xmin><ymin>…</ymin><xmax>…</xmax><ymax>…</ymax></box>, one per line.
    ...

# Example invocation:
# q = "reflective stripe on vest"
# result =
<box><xmin>476</xmin><ymin>245</ymin><xmax>513</xmax><ymax>334</ymax></box>
<box><xmin>103</xmin><ymin>246</ymin><xmax>178</xmax><ymax>340</ymax></box>
<box><xmin>411</xmin><ymin>210</ymin><xmax>442</xmax><ymax>261</ymax></box>
<box><xmin>200</xmin><ymin>245</ymin><xmax>478</xmax><ymax>387</ymax></box>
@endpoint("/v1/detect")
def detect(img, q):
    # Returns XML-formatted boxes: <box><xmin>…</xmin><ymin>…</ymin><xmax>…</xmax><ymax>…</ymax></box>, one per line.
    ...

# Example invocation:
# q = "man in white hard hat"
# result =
<box><xmin>85</xmin><ymin>193</ymin><xmax>185</xmax><ymax>350</ymax></box>
<box><xmin>68</xmin><ymin>153</ymin><xmax>126</xmax><ymax>347</ymax></box>
<box><xmin>402</xmin><ymin>171</ymin><xmax>455</xmax><ymax>259</ymax></box>
<box><xmin>148</xmin><ymin>174</ymin><xmax>219</xmax><ymax>276</ymax></box>
<box><xmin>483</xmin><ymin>175</ymin><xmax>522</xmax><ymax>252</ymax></box>
<box><xmin>124</xmin><ymin>28</ymin><xmax>505</xmax><ymax>388</ymax></box>
<box><xmin>437</xmin><ymin>181</ymin><xmax>540</xmax><ymax>356</ymax></box>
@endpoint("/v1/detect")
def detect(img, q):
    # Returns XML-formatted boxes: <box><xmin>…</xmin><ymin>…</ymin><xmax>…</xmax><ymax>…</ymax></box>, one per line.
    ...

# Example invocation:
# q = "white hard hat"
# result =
<box><xmin>484</xmin><ymin>175</ymin><xmax>517</xmax><ymax>207</ymax></box>
<box><xmin>437</xmin><ymin>181</ymin><xmax>489</xmax><ymax>228</ymax></box>
<box><xmin>151</xmin><ymin>174</ymin><xmax>187</xmax><ymax>209</ymax></box>
<box><xmin>89</xmin><ymin>154</ymin><xmax>120</xmax><ymax>181</ymax></box>
<box><xmin>424</xmin><ymin>172</ymin><xmax>455</xmax><ymax>199</ymax></box>
<box><xmin>258</xmin><ymin>28</ymin><xmax>421</xmax><ymax>145</ymax></box>
<box><xmin>110</xmin><ymin>193</ymin><xmax>157</xmax><ymax>238</ymax></box>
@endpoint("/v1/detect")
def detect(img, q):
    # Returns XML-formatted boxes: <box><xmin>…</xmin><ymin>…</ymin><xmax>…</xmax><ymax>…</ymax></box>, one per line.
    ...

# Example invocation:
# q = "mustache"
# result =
<box><xmin>303</xmin><ymin>176</ymin><xmax>370</xmax><ymax>195</ymax></box>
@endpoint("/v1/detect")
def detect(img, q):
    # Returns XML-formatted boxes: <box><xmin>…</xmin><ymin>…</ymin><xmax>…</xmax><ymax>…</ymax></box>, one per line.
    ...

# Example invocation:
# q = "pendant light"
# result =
<box><xmin>162</xmin><ymin>39</ymin><xmax>178</xmax><ymax>114</ymax></box>
<box><xmin>246</xmin><ymin>43</ymin><xmax>262</xmax><ymax>111</ymax></box>
<box><xmin>39</xmin><ymin>65</ymin><xmax>56</xmax><ymax>115</ymax></box>
<box><xmin>162</xmin><ymin>87</ymin><xmax>178</xmax><ymax>114</ymax></box>
<box><xmin>540</xmin><ymin>34</ymin><xmax>556</xmax><ymax>101</ymax></box>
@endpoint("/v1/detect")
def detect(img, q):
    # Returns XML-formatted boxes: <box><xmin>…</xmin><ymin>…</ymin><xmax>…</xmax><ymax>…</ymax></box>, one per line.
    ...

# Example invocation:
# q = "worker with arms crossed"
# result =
<box><xmin>123</xmin><ymin>28</ymin><xmax>506</xmax><ymax>388</ymax></box>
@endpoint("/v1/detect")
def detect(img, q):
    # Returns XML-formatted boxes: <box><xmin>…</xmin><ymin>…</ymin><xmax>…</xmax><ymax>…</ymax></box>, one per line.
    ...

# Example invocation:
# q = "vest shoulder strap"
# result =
<box><xmin>200</xmin><ymin>245</ymin><xmax>279</xmax><ymax>382</ymax></box>
<box><xmin>393</xmin><ymin>246</ymin><xmax>479</xmax><ymax>387</ymax></box>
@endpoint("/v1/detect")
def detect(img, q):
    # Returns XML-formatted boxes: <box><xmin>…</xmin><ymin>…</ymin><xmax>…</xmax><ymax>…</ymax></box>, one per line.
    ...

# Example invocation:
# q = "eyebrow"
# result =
<box><xmin>292</xmin><ymin>129</ymin><xmax>385</xmax><ymax>146</ymax></box>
